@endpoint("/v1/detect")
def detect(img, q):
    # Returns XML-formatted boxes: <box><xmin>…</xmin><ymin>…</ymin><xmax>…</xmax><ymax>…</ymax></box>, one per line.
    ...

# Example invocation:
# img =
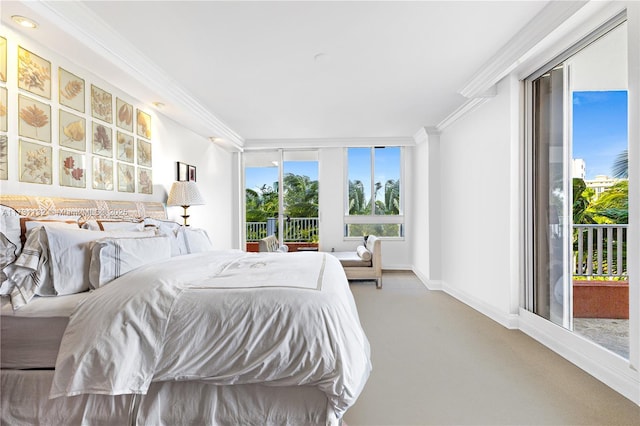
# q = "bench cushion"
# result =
<box><xmin>331</xmin><ymin>251</ymin><xmax>372</xmax><ymax>268</ymax></box>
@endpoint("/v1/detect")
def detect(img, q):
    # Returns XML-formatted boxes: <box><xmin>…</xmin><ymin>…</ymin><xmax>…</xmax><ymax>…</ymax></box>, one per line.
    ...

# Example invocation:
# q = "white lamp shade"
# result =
<box><xmin>167</xmin><ymin>181</ymin><xmax>205</xmax><ymax>206</ymax></box>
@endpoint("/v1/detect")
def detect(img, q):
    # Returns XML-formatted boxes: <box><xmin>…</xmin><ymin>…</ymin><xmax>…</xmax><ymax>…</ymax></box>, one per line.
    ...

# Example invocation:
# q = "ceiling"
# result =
<box><xmin>2</xmin><ymin>1</ymin><xmax>557</xmax><ymax>147</ymax></box>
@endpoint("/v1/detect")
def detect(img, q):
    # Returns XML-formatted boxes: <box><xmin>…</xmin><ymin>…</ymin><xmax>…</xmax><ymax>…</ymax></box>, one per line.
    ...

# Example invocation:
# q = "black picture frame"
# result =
<box><xmin>177</xmin><ymin>161</ymin><xmax>189</xmax><ymax>181</ymax></box>
<box><xmin>188</xmin><ymin>165</ymin><xmax>197</xmax><ymax>182</ymax></box>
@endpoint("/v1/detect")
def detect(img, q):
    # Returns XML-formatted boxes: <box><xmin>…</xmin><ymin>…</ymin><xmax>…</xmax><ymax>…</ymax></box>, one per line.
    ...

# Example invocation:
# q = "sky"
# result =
<box><xmin>572</xmin><ymin>90</ymin><xmax>628</xmax><ymax>180</ymax></box>
<box><xmin>245</xmin><ymin>161</ymin><xmax>318</xmax><ymax>192</ymax></box>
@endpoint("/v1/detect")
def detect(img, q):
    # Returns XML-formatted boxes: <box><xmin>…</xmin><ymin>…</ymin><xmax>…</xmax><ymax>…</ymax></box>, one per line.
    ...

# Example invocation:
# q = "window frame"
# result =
<box><xmin>343</xmin><ymin>146</ymin><xmax>405</xmax><ymax>240</ymax></box>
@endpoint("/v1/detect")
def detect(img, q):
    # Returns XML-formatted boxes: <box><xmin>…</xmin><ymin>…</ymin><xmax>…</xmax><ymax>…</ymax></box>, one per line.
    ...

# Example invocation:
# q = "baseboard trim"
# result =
<box><xmin>519</xmin><ymin>309</ymin><xmax>640</xmax><ymax>405</ymax></box>
<box><xmin>410</xmin><ymin>267</ymin><xmax>442</xmax><ymax>290</ymax></box>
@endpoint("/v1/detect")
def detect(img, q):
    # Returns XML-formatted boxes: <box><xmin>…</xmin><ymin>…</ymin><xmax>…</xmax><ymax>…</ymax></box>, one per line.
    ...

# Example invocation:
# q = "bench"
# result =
<box><xmin>331</xmin><ymin>235</ymin><xmax>382</xmax><ymax>289</ymax></box>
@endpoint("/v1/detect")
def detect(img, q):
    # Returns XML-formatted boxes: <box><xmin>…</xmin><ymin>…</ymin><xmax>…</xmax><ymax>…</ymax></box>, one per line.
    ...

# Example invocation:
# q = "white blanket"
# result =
<box><xmin>50</xmin><ymin>250</ymin><xmax>371</xmax><ymax>419</ymax></box>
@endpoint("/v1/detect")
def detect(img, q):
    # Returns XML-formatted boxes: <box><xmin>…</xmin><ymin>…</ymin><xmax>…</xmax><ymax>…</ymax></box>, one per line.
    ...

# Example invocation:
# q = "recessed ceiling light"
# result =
<box><xmin>313</xmin><ymin>52</ymin><xmax>328</xmax><ymax>63</ymax></box>
<box><xmin>12</xmin><ymin>15</ymin><xmax>38</xmax><ymax>29</ymax></box>
<box><xmin>152</xmin><ymin>101</ymin><xmax>165</xmax><ymax>109</ymax></box>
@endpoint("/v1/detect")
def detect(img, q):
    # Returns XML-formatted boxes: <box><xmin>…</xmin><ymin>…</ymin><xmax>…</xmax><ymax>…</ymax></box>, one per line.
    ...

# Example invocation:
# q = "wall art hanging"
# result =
<box><xmin>117</xmin><ymin>162</ymin><xmax>135</xmax><ymax>193</ymax></box>
<box><xmin>91</xmin><ymin>84</ymin><xmax>112</xmax><ymax>123</ymax></box>
<box><xmin>116</xmin><ymin>97</ymin><xmax>133</xmax><ymax>132</ymax></box>
<box><xmin>59</xmin><ymin>109</ymin><xmax>86</xmax><ymax>151</ymax></box>
<box><xmin>0</xmin><ymin>135</ymin><xmax>7</xmax><ymax>180</ymax></box>
<box><xmin>137</xmin><ymin>138</ymin><xmax>152</xmax><ymax>167</ymax></box>
<box><xmin>0</xmin><ymin>37</ymin><xmax>6</xmax><ymax>82</ymax></box>
<box><xmin>92</xmin><ymin>121</ymin><xmax>112</xmax><ymax>158</ymax></box>
<box><xmin>18</xmin><ymin>94</ymin><xmax>51</xmax><ymax>143</ymax></box>
<box><xmin>136</xmin><ymin>109</ymin><xmax>151</xmax><ymax>139</ymax></box>
<box><xmin>92</xmin><ymin>156</ymin><xmax>113</xmax><ymax>191</ymax></box>
<box><xmin>0</xmin><ymin>87</ymin><xmax>7</xmax><ymax>132</ymax></box>
<box><xmin>59</xmin><ymin>149</ymin><xmax>86</xmax><ymax>188</ymax></box>
<box><xmin>59</xmin><ymin>67</ymin><xmax>85</xmax><ymax>113</ymax></box>
<box><xmin>117</xmin><ymin>131</ymin><xmax>134</xmax><ymax>163</ymax></box>
<box><xmin>19</xmin><ymin>139</ymin><xmax>52</xmax><ymax>184</ymax></box>
<box><xmin>138</xmin><ymin>167</ymin><xmax>153</xmax><ymax>194</ymax></box>
<box><xmin>18</xmin><ymin>46</ymin><xmax>51</xmax><ymax>99</ymax></box>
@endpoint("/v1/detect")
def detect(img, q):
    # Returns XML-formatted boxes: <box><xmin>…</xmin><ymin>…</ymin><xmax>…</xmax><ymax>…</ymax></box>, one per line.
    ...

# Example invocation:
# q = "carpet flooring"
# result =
<box><xmin>343</xmin><ymin>271</ymin><xmax>640</xmax><ymax>426</ymax></box>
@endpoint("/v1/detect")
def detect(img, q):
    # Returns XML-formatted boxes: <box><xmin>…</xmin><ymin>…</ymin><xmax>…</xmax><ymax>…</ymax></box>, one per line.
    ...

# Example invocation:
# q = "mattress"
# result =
<box><xmin>1</xmin><ymin>293</ymin><xmax>88</xmax><ymax>369</ymax></box>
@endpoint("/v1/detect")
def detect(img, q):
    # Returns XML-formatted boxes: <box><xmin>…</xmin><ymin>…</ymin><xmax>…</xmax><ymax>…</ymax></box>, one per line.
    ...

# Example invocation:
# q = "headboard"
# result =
<box><xmin>0</xmin><ymin>195</ymin><xmax>167</xmax><ymax>221</ymax></box>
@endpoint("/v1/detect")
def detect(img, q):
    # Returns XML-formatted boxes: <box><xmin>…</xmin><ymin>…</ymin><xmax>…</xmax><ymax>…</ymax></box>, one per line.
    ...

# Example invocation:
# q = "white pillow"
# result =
<box><xmin>89</xmin><ymin>236</ymin><xmax>171</xmax><ymax>288</ymax></box>
<box><xmin>144</xmin><ymin>218</ymin><xmax>183</xmax><ymax>256</ymax></box>
<box><xmin>0</xmin><ymin>205</ymin><xmax>21</xmax><ymax>259</ymax></box>
<box><xmin>176</xmin><ymin>227</ymin><xmax>213</xmax><ymax>254</ymax></box>
<box><xmin>81</xmin><ymin>219</ymin><xmax>144</xmax><ymax>231</ymax></box>
<box><xmin>0</xmin><ymin>234</ymin><xmax>18</xmax><ymax>287</ymax></box>
<box><xmin>356</xmin><ymin>245</ymin><xmax>372</xmax><ymax>261</ymax></box>
<box><xmin>42</xmin><ymin>227</ymin><xmax>155</xmax><ymax>295</ymax></box>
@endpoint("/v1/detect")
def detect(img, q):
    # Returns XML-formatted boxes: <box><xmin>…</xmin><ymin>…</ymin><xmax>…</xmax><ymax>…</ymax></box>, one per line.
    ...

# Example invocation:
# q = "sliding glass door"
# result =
<box><xmin>244</xmin><ymin>150</ymin><xmax>319</xmax><ymax>252</ymax></box>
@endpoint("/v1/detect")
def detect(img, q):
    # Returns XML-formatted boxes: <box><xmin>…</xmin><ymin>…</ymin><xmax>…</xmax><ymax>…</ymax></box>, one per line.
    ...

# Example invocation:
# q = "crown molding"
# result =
<box><xmin>24</xmin><ymin>1</ymin><xmax>245</xmax><ymax>149</ymax></box>
<box><xmin>244</xmin><ymin>136</ymin><xmax>415</xmax><ymax>150</ymax></box>
<box><xmin>436</xmin><ymin>91</ymin><xmax>495</xmax><ymax>132</ymax></box>
<box><xmin>459</xmin><ymin>1</ymin><xmax>588</xmax><ymax>99</ymax></box>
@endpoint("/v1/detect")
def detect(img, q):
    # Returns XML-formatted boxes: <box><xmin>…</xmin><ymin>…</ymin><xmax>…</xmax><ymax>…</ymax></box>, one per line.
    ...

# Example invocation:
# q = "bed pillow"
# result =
<box><xmin>20</xmin><ymin>216</ymin><xmax>80</xmax><ymax>244</ymax></box>
<box><xmin>0</xmin><ymin>234</ymin><xmax>18</xmax><ymax>288</ymax></box>
<box><xmin>144</xmin><ymin>218</ymin><xmax>183</xmax><ymax>256</ymax></box>
<box><xmin>89</xmin><ymin>236</ymin><xmax>171</xmax><ymax>288</ymax></box>
<box><xmin>41</xmin><ymin>227</ymin><xmax>155</xmax><ymax>296</ymax></box>
<box><xmin>356</xmin><ymin>245</ymin><xmax>372</xmax><ymax>261</ymax></box>
<box><xmin>177</xmin><ymin>227</ymin><xmax>213</xmax><ymax>254</ymax></box>
<box><xmin>1</xmin><ymin>205</ymin><xmax>22</xmax><ymax>259</ymax></box>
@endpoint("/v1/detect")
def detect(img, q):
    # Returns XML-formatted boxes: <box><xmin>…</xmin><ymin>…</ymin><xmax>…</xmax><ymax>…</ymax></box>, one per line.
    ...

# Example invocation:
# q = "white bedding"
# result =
<box><xmin>51</xmin><ymin>250</ymin><xmax>371</xmax><ymax>420</ymax></box>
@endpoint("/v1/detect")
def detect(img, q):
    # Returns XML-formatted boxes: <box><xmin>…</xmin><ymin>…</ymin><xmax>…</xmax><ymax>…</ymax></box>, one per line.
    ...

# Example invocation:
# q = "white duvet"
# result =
<box><xmin>50</xmin><ymin>250</ymin><xmax>371</xmax><ymax>419</ymax></box>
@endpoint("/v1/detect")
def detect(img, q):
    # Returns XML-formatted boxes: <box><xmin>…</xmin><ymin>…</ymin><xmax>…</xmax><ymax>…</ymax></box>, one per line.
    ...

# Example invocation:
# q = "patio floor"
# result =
<box><xmin>574</xmin><ymin>318</ymin><xmax>629</xmax><ymax>358</ymax></box>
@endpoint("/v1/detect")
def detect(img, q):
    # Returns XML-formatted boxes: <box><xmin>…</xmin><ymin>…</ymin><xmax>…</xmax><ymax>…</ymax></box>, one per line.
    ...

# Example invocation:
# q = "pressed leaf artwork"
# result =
<box><xmin>93</xmin><ymin>157</ymin><xmax>113</xmax><ymax>191</ymax></box>
<box><xmin>0</xmin><ymin>135</ymin><xmax>7</xmax><ymax>180</ymax></box>
<box><xmin>117</xmin><ymin>131</ymin><xmax>134</xmax><ymax>163</ymax></box>
<box><xmin>59</xmin><ymin>68</ymin><xmax>85</xmax><ymax>113</ymax></box>
<box><xmin>137</xmin><ymin>139</ymin><xmax>152</xmax><ymax>167</ymax></box>
<box><xmin>117</xmin><ymin>162</ymin><xmax>135</xmax><ymax>193</ymax></box>
<box><xmin>60</xmin><ymin>149</ymin><xmax>86</xmax><ymax>188</ymax></box>
<box><xmin>59</xmin><ymin>109</ymin><xmax>86</xmax><ymax>151</ymax></box>
<box><xmin>19</xmin><ymin>139</ymin><xmax>52</xmax><ymax>184</ymax></box>
<box><xmin>18</xmin><ymin>46</ymin><xmax>51</xmax><ymax>99</ymax></box>
<box><xmin>136</xmin><ymin>109</ymin><xmax>151</xmax><ymax>139</ymax></box>
<box><xmin>0</xmin><ymin>37</ymin><xmax>6</xmax><ymax>83</ymax></box>
<box><xmin>18</xmin><ymin>95</ymin><xmax>51</xmax><ymax>143</ymax></box>
<box><xmin>0</xmin><ymin>86</ymin><xmax>7</xmax><ymax>132</ymax></box>
<box><xmin>91</xmin><ymin>85</ymin><xmax>112</xmax><ymax>123</ymax></box>
<box><xmin>116</xmin><ymin>98</ymin><xmax>133</xmax><ymax>132</ymax></box>
<box><xmin>92</xmin><ymin>122</ymin><xmax>112</xmax><ymax>158</ymax></box>
<box><xmin>137</xmin><ymin>167</ymin><xmax>153</xmax><ymax>194</ymax></box>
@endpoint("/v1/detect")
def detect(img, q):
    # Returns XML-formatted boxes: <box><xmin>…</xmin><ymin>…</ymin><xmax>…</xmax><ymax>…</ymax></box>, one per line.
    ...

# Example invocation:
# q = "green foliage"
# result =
<box><xmin>612</xmin><ymin>149</ymin><xmax>628</xmax><ymax>179</ymax></box>
<box><xmin>573</xmin><ymin>179</ymin><xmax>628</xmax><ymax>225</ymax></box>
<box><xmin>349</xmin><ymin>178</ymin><xmax>400</xmax><ymax>215</ymax></box>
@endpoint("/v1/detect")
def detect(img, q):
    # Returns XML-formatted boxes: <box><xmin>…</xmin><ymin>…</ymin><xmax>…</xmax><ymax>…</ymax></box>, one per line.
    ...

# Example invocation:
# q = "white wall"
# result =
<box><xmin>436</xmin><ymin>77</ymin><xmax>518</xmax><ymax>323</ymax></box>
<box><xmin>0</xmin><ymin>27</ymin><xmax>235</xmax><ymax>249</ymax></box>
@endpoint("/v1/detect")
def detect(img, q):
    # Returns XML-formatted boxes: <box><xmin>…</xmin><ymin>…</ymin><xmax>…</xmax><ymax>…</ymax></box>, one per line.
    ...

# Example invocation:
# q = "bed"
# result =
<box><xmin>0</xmin><ymin>195</ymin><xmax>371</xmax><ymax>425</ymax></box>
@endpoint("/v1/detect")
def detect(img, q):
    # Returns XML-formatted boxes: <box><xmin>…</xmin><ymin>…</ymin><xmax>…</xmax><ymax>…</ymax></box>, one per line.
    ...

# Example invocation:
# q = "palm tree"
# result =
<box><xmin>612</xmin><ymin>149</ymin><xmax>628</xmax><ymax>178</ymax></box>
<box><xmin>349</xmin><ymin>180</ymin><xmax>368</xmax><ymax>214</ymax></box>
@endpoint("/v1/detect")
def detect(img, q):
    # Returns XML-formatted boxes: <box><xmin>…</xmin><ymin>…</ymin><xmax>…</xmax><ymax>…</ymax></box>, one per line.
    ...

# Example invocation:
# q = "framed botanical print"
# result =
<box><xmin>136</xmin><ymin>109</ymin><xmax>151</xmax><ymax>139</ymax></box>
<box><xmin>92</xmin><ymin>156</ymin><xmax>113</xmax><ymax>191</ymax></box>
<box><xmin>92</xmin><ymin>121</ymin><xmax>112</xmax><ymax>158</ymax></box>
<box><xmin>59</xmin><ymin>109</ymin><xmax>86</xmax><ymax>151</ymax></box>
<box><xmin>59</xmin><ymin>149</ymin><xmax>86</xmax><ymax>188</ymax></box>
<box><xmin>0</xmin><ymin>87</ymin><xmax>7</xmax><ymax>132</ymax></box>
<box><xmin>18</xmin><ymin>94</ymin><xmax>51</xmax><ymax>143</ymax></box>
<box><xmin>137</xmin><ymin>138</ymin><xmax>152</xmax><ymax>167</ymax></box>
<box><xmin>117</xmin><ymin>131</ymin><xmax>134</xmax><ymax>163</ymax></box>
<box><xmin>116</xmin><ymin>98</ymin><xmax>133</xmax><ymax>132</ymax></box>
<box><xmin>188</xmin><ymin>165</ymin><xmax>197</xmax><ymax>182</ymax></box>
<box><xmin>0</xmin><ymin>37</ymin><xmax>6</xmax><ymax>82</ymax></box>
<box><xmin>137</xmin><ymin>167</ymin><xmax>153</xmax><ymax>194</ymax></box>
<box><xmin>0</xmin><ymin>135</ymin><xmax>7</xmax><ymax>180</ymax></box>
<box><xmin>18</xmin><ymin>46</ymin><xmax>51</xmax><ymax>99</ymax></box>
<box><xmin>59</xmin><ymin>68</ymin><xmax>85</xmax><ymax>113</ymax></box>
<box><xmin>117</xmin><ymin>162</ymin><xmax>135</xmax><ymax>193</ymax></box>
<box><xmin>19</xmin><ymin>139</ymin><xmax>52</xmax><ymax>184</ymax></box>
<box><xmin>176</xmin><ymin>161</ymin><xmax>188</xmax><ymax>181</ymax></box>
<box><xmin>91</xmin><ymin>84</ymin><xmax>112</xmax><ymax>123</ymax></box>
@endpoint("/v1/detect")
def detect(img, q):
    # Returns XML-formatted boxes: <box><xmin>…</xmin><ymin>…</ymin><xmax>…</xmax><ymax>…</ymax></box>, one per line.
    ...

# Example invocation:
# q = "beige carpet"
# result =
<box><xmin>343</xmin><ymin>271</ymin><xmax>640</xmax><ymax>426</ymax></box>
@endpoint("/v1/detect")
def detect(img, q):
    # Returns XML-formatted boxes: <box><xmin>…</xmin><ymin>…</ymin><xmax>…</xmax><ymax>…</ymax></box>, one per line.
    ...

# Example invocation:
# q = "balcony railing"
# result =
<box><xmin>246</xmin><ymin>217</ymin><xmax>319</xmax><ymax>242</ymax></box>
<box><xmin>573</xmin><ymin>224</ymin><xmax>628</xmax><ymax>278</ymax></box>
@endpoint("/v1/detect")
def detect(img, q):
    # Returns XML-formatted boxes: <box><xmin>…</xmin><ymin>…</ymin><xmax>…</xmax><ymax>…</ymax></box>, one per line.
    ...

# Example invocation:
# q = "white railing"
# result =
<box><xmin>573</xmin><ymin>224</ymin><xmax>628</xmax><ymax>278</ymax></box>
<box><xmin>247</xmin><ymin>217</ymin><xmax>319</xmax><ymax>242</ymax></box>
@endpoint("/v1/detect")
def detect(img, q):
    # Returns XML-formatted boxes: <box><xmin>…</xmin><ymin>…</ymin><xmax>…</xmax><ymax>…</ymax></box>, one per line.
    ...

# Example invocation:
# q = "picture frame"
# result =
<box><xmin>92</xmin><ymin>121</ymin><xmax>112</xmax><ymax>158</ymax></box>
<box><xmin>0</xmin><ymin>135</ymin><xmax>7</xmax><ymax>180</ymax></box>
<box><xmin>92</xmin><ymin>157</ymin><xmax>113</xmax><ymax>191</ymax></box>
<box><xmin>137</xmin><ymin>167</ymin><xmax>153</xmax><ymax>194</ymax></box>
<box><xmin>116</xmin><ymin>98</ymin><xmax>134</xmax><ymax>132</ymax></box>
<box><xmin>18</xmin><ymin>46</ymin><xmax>51</xmax><ymax>99</ymax></box>
<box><xmin>136</xmin><ymin>108</ymin><xmax>151</xmax><ymax>139</ymax></box>
<box><xmin>19</xmin><ymin>139</ymin><xmax>52</xmax><ymax>184</ymax></box>
<box><xmin>91</xmin><ymin>84</ymin><xmax>112</xmax><ymax>123</ymax></box>
<box><xmin>0</xmin><ymin>87</ymin><xmax>7</xmax><ymax>132</ymax></box>
<box><xmin>0</xmin><ymin>37</ymin><xmax>6</xmax><ymax>83</ymax></box>
<box><xmin>176</xmin><ymin>161</ymin><xmax>188</xmax><ymax>181</ymax></box>
<box><xmin>117</xmin><ymin>131</ymin><xmax>134</xmax><ymax>163</ymax></box>
<box><xmin>188</xmin><ymin>165</ymin><xmax>197</xmax><ymax>182</ymax></box>
<box><xmin>18</xmin><ymin>94</ymin><xmax>51</xmax><ymax>143</ymax></box>
<box><xmin>59</xmin><ymin>109</ymin><xmax>86</xmax><ymax>151</ymax></box>
<box><xmin>59</xmin><ymin>68</ymin><xmax>85</xmax><ymax>113</ymax></box>
<box><xmin>59</xmin><ymin>149</ymin><xmax>86</xmax><ymax>188</ymax></box>
<box><xmin>117</xmin><ymin>162</ymin><xmax>135</xmax><ymax>193</ymax></box>
<box><xmin>137</xmin><ymin>138</ymin><xmax>152</xmax><ymax>167</ymax></box>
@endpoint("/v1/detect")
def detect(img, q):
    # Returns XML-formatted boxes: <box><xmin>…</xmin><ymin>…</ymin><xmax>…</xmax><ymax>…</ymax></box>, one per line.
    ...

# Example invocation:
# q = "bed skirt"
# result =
<box><xmin>1</xmin><ymin>370</ymin><xmax>335</xmax><ymax>426</ymax></box>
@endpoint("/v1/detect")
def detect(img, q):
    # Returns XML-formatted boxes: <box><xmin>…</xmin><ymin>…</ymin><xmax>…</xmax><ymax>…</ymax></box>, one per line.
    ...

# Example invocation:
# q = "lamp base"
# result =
<box><xmin>181</xmin><ymin>205</ymin><xmax>191</xmax><ymax>226</ymax></box>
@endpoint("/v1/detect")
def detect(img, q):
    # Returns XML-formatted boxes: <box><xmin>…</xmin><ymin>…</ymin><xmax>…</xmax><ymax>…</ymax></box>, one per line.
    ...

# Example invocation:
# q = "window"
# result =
<box><xmin>345</xmin><ymin>147</ymin><xmax>403</xmax><ymax>238</ymax></box>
